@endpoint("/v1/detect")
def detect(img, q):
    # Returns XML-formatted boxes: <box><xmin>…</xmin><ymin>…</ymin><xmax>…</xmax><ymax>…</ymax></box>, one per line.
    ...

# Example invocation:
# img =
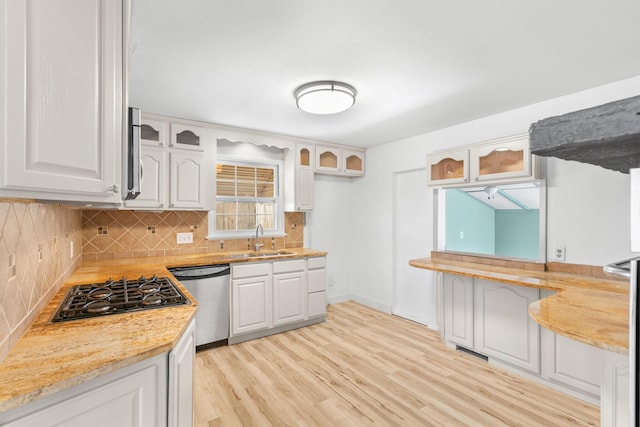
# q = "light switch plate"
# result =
<box><xmin>177</xmin><ymin>232</ymin><xmax>193</xmax><ymax>244</ymax></box>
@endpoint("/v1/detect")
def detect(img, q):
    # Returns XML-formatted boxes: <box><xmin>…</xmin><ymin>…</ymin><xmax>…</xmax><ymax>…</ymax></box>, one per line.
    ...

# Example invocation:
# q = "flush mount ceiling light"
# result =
<box><xmin>294</xmin><ymin>81</ymin><xmax>357</xmax><ymax>115</ymax></box>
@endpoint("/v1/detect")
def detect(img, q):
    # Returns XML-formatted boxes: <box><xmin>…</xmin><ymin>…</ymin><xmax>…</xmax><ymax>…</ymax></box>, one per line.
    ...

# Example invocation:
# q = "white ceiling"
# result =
<box><xmin>463</xmin><ymin>182</ymin><xmax>540</xmax><ymax>210</ymax></box>
<box><xmin>129</xmin><ymin>0</ymin><xmax>640</xmax><ymax>148</ymax></box>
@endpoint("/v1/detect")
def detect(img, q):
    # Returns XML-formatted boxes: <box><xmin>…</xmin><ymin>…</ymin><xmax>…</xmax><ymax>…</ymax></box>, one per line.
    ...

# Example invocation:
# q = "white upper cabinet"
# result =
<box><xmin>427</xmin><ymin>134</ymin><xmax>542</xmax><ymax>187</ymax></box>
<box><xmin>284</xmin><ymin>143</ymin><xmax>315</xmax><ymax>211</ymax></box>
<box><xmin>0</xmin><ymin>0</ymin><xmax>127</xmax><ymax>204</ymax></box>
<box><xmin>315</xmin><ymin>145</ymin><xmax>365</xmax><ymax>176</ymax></box>
<box><xmin>127</xmin><ymin>116</ymin><xmax>213</xmax><ymax>210</ymax></box>
<box><xmin>124</xmin><ymin>146</ymin><xmax>167</xmax><ymax>209</ymax></box>
<box><xmin>169</xmin><ymin>151</ymin><xmax>206</xmax><ymax>209</ymax></box>
<box><xmin>342</xmin><ymin>149</ymin><xmax>366</xmax><ymax>176</ymax></box>
<box><xmin>141</xmin><ymin>119</ymin><xmax>169</xmax><ymax>148</ymax></box>
<box><xmin>171</xmin><ymin>124</ymin><xmax>205</xmax><ymax>151</ymax></box>
<box><xmin>469</xmin><ymin>136</ymin><xmax>531</xmax><ymax>183</ymax></box>
<box><xmin>427</xmin><ymin>149</ymin><xmax>470</xmax><ymax>186</ymax></box>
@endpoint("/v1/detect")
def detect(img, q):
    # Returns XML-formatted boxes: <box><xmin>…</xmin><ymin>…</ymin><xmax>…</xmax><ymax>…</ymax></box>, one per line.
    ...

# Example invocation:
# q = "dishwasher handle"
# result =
<box><xmin>168</xmin><ymin>264</ymin><xmax>231</xmax><ymax>280</ymax></box>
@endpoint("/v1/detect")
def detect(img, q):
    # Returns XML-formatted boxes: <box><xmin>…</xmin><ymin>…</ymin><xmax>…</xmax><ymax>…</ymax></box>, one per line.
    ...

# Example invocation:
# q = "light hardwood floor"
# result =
<box><xmin>194</xmin><ymin>301</ymin><xmax>599</xmax><ymax>426</ymax></box>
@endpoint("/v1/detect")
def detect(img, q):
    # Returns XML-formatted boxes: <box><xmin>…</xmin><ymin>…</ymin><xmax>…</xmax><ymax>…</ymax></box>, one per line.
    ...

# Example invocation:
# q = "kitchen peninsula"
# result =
<box><xmin>409</xmin><ymin>256</ymin><xmax>629</xmax><ymax>352</ymax></box>
<box><xmin>410</xmin><ymin>254</ymin><xmax>630</xmax><ymax>426</ymax></box>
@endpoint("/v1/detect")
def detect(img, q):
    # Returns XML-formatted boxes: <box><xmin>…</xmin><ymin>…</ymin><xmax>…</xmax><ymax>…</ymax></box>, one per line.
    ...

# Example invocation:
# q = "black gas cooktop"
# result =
<box><xmin>50</xmin><ymin>275</ymin><xmax>190</xmax><ymax>323</ymax></box>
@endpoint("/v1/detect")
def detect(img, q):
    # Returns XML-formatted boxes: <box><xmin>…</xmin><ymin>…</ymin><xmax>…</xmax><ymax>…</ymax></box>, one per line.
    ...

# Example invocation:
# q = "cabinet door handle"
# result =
<box><xmin>107</xmin><ymin>184</ymin><xmax>120</xmax><ymax>194</ymax></box>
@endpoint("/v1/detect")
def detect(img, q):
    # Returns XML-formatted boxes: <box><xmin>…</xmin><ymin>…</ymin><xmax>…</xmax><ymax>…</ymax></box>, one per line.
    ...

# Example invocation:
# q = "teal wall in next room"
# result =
<box><xmin>445</xmin><ymin>189</ymin><xmax>495</xmax><ymax>255</ymax></box>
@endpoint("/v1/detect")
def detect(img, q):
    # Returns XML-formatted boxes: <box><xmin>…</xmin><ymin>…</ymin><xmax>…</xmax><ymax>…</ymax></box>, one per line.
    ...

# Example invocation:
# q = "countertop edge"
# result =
<box><xmin>409</xmin><ymin>257</ymin><xmax>629</xmax><ymax>354</ymax></box>
<box><xmin>0</xmin><ymin>248</ymin><xmax>326</xmax><ymax>414</ymax></box>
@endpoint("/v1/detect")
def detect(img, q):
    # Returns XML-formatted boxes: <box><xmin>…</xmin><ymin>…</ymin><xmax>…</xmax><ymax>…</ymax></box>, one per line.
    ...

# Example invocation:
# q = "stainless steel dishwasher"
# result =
<box><xmin>168</xmin><ymin>264</ymin><xmax>230</xmax><ymax>348</ymax></box>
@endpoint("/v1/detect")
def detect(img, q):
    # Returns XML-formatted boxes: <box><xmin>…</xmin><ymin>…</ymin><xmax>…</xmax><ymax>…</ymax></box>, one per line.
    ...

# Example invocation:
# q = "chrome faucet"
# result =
<box><xmin>254</xmin><ymin>224</ymin><xmax>264</xmax><ymax>252</ymax></box>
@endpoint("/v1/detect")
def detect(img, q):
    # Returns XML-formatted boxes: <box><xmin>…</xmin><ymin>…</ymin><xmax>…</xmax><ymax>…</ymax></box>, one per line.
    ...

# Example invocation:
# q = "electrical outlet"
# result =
<box><xmin>555</xmin><ymin>247</ymin><xmax>566</xmax><ymax>261</ymax></box>
<box><xmin>328</xmin><ymin>277</ymin><xmax>334</xmax><ymax>287</ymax></box>
<box><xmin>177</xmin><ymin>232</ymin><xmax>193</xmax><ymax>244</ymax></box>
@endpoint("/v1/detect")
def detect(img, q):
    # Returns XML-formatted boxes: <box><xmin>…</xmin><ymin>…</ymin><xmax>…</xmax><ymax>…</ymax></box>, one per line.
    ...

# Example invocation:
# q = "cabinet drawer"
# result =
<box><xmin>273</xmin><ymin>259</ymin><xmax>306</xmax><ymax>274</ymax></box>
<box><xmin>232</xmin><ymin>262</ymin><xmax>271</xmax><ymax>279</ymax></box>
<box><xmin>308</xmin><ymin>256</ymin><xmax>326</xmax><ymax>269</ymax></box>
<box><xmin>308</xmin><ymin>268</ymin><xmax>326</xmax><ymax>293</ymax></box>
<box><xmin>308</xmin><ymin>291</ymin><xmax>326</xmax><ymax>318</ymax></box>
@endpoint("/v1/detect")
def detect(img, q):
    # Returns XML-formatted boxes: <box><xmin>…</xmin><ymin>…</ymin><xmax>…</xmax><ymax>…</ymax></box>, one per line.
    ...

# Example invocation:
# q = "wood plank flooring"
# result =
<box><xmin>194</xmin><ymin>301</ymin><xmax>599</xmax><ymax>426</ymax></box>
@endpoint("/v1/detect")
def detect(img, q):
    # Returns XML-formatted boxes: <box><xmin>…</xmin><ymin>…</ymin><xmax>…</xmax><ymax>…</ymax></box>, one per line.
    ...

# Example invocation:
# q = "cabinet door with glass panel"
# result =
<box><xmin>140</xmin><ymin>117</ymin><xmax>169</xmax><ymax>147</ymax></box>
<box><xmin>342</xmin><ymin>149</ymin><xmax>365</xmax><ymax>176</ymax></box>
<box><xmin>315</xmin><ymin>146</ymin><xmax>342</xmax><ymax>174</ymax></box>
<box><xmin>295</xmin><ymin>144</ymin><xmax>314</xmax><ymax>211</ymax></box>
<box><xmin>427</xmin><ymin>149</ymin><xmax>469</xmax><ymax>185</ymax></box>
<box><xmin>469</xmin><ymin>135</ymin><xmax>531</xmax><ymax>182</ymax></box>
<box><xmin>171</xmin><ymin>123</ymin><xmax>206</xmax><ymax>151</ymax></box>
<box><xmin>315</xmin><ymin>145</ymin><xmax>365</xmax><ymax>176</ymax></box>
<box><xmin>215</xmin><ymin>162</ymin><xmax>281</xmax><ymax>236</ymax></box>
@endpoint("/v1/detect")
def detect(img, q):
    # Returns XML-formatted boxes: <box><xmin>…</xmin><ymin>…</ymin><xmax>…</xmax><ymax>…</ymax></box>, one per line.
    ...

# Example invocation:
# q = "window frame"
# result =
<box><xmin>208</xmin><ymin>156</ymin><xmax>285</xmax><ymax>239</ymax></box>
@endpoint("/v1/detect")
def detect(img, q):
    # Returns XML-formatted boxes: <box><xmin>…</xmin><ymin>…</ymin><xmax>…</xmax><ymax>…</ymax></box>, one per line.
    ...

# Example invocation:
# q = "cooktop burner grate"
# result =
<box><xmin>50</xmin><ymin>275</ymin><xmax>190</xmax><ymax>322</ymax></box>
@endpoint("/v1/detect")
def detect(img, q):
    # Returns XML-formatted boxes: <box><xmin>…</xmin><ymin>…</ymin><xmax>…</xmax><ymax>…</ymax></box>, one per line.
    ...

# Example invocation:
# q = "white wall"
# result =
<box><xmin>310</xmin><ymin>75</ymin><xmax>640</xmax><ymax>312</ymax></box>
<box><xmin>306</xmin><ymin>175</ymin><xmax>354</xmax><ymax>304</ymax></box>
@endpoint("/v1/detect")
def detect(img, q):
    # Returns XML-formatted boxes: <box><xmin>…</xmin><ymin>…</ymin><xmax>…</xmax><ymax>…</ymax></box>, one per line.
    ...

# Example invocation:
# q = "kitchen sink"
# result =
<box><xmin>227</xmin><ymin>251</ymin><xmax>296</xmax><ymax>259</ymax></box>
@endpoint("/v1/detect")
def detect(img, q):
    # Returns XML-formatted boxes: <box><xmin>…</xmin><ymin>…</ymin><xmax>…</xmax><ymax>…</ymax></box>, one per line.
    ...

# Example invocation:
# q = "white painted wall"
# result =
<box><xmin>309</xmin><ymin>75</ymin><xmax>640</xmax><ymax>313</ymax></box>
<box><xmin>393</xmin><ymin>168</ymin><xmax>437</xmax><ymax>327</ymax></box>
<box><xmin>306</xmin><ymin>175</ymin><xmax>353</xmax><ymax>304</ymax></box>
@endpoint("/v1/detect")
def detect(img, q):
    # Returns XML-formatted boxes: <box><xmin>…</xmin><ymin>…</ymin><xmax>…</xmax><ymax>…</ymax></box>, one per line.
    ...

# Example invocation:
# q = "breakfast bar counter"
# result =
<box><xmin>409</xmin><ymin>257</ymin><xmax>629</xmax><ymax>354</ymax></box>
<box><xmin>0</xmin><ymin>248</ymin><xmax>326</xmax><ymax>414</ymax></box>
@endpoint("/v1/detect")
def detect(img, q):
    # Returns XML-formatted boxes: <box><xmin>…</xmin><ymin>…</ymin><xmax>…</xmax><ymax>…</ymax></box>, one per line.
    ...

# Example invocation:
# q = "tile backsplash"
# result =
<box><xmin>0</xmin><ymin>203</ymin><xmax>304</xmax><ymax>361</ymax></box>
<box><xmin>82</xmin><ymin>210</ymin><xmax>305</xmax><ymax>261</ymax></box>
<box><xmin>0</xmin><ymin>200</ymin><xmax>82</xmax><ymax>361</ymax></box>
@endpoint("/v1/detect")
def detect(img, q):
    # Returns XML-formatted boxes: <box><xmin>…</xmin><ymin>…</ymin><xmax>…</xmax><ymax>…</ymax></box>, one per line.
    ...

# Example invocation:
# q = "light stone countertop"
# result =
<box><xmin>409</xmin><ymin>257</ymin><xmax>629</xmax><ymax>355</ymax></box>
<box><xmin>0</xmin><ymin>248</ymin><xmax>327</xmax><ymax>413</ymax></box>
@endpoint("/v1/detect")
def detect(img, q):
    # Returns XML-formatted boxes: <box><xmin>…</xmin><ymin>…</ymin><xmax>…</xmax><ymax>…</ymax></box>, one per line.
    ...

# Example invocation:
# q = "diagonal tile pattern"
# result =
<box><xmin>82</xmin><ymin>211</ymin><xmax>305</xmax><ymax>260</ymax></box>
<box><xmin>0</xmin><ymin>202</ymin><xmax>305</xmax><ymax>362</ymax></box>
<box><xmin>0</xmin><ymin>199</ymin><xmax>82</xmax><ymax>362</ymax></box>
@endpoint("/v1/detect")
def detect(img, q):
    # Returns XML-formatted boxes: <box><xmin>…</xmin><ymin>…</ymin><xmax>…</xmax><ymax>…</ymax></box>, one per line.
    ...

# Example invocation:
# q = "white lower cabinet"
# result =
<box><xmin>231</xmin><ymin>262</ymin><xmax>273</xmax><ymax>335</ymax></box>
<box><xmin>443</xmin><ymin>274</ymin><xmax>474</xmax><ymax>349</ymax></box>
<box><xmin>307</xmin><ymin>256</ymin><xmax>327</xmax><ymax>318</ymax></box>
<box><xmin>168</xmin><ymin>319</ymin><xmax>196</xmax><ymax>427</ymax></box>
<box><xmin>273</xmin><ymin>259</ymin><xmax>307</xmax><ymax>326</ymax></box>
<box><xmin>231</xmin><ymin>257</ymin><xmax>326</xmax><ymax>343</ymax></box>
<box><xmin>441</xmin><ymin>274</ymin><xmax>606</xmax><ymax>403</ymax></box>
<box><xmin>443</xmin><ymin>276</ymin><xmax>540</xmax><ymax>374</ymax></box>
<box><xmin>474</xmin><ymin>279</ymin><xmax>540</xmax><ymax>374</ymax></box>
<box><xmin>1</xmin><ymin>355</ymin><xmax>166</xmax><ymax>427</ymax></box>
<box><xmin>601</xmin><ymin>351</ymin><xmax>630</xmax><ymax>427</ymax></box>
<box><xmin>540</xmin><ymin>292</ymin><xmax>603</xmax><ymax>399</ymax></box>
<box><xmin>0</xmin><ymin>319</ymin><xmax>195</xmax><ymax>427</ymax></box>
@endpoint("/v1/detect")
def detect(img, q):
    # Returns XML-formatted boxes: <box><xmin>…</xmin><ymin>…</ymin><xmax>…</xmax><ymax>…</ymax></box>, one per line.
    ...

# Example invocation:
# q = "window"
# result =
<box><xmin>214</xmin><ymin>161</ymin><xmax>281</xmax><ymax>235</ymax></box>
